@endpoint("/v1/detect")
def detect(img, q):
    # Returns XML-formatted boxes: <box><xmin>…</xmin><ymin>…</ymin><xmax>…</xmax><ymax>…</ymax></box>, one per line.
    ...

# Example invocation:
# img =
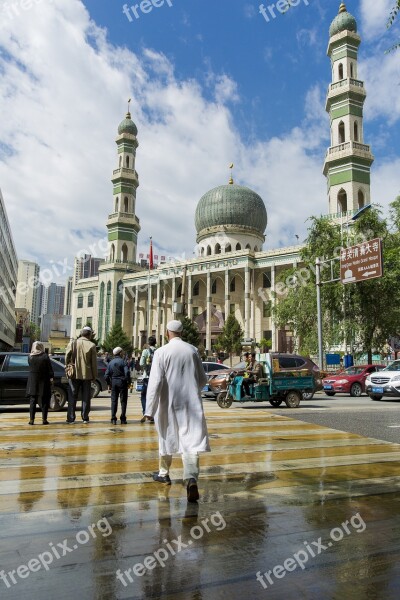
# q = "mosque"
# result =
<box><xmin>72</xmin><ymin>3</ymin><xmax>373</xmax><ymax>354</ymax></box>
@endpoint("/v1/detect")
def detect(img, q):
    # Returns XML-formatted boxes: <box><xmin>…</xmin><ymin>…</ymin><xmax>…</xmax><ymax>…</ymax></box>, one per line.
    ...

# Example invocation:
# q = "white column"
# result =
<box><xmin>156</xmin><ymin>278</ymin><xmax>161</xmax><ymax>345</ymax></box>
<box><xmin>244</xmin><ymin>266</ymin><xmax>250</xmax><ymax>338</ymax></box>
<box><xmin>206</xmin><ymin>270</ymin><xmax>211</xmax><ymax>353</ymax></box>
<box><xmin>134</xmin><ymin>285</ymin><xmax>139</xmax><ymax>348</ymax></box>
<box><xmin>171</xmin><ymin>276</ymin><xmax>176</xmax><ymax>319</ymax></box>
<box><xmin>187</xmin><ymin>274</ymin><xmax>193</xmax><ymax>319</ymax></box>
<box><xmin>225</xmin><ymin>268</ymin><xmax>229</xmax><ymax>320</ymax></box>
<box><xmin>270</xmin><ymin>265</ymin><xmax>277</xmax><ymax>351</ymax></box>
<box><xmin>250</xmin><ymin>269</ymin><xmax>256</xmax><ymax>341</ymax></box>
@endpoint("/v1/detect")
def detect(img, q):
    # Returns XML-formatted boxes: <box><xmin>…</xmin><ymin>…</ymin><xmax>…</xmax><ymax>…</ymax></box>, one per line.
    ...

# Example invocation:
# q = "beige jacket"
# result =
<box><xmin>65</xmin><ymin>337</ymin><xmax>98</xmax><ymax>380</ymax></box>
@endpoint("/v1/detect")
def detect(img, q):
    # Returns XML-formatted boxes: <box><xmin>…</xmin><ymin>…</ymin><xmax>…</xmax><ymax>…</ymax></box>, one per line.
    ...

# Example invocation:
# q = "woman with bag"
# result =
<box><xmin>26</xmin><ymin>341</ymin><xmax>54</xmax><ymax>425</ymax></box>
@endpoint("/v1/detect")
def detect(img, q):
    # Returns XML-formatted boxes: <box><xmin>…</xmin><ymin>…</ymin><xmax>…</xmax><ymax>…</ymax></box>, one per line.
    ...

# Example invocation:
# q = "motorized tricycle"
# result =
<box><xmin>216</xmin><ymin>355</ymin><xmax>315</xmax><ymax>409</ymax></box>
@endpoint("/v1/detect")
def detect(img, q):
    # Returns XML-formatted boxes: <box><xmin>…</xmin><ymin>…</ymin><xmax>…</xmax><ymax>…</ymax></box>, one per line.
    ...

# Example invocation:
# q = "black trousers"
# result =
<box><xmin>111</xmin><ymin>379</ymin><xmax>128</xmax><ymax>420</ymax></box>
<box><xmin>29</xmin><ymin>395</ymin><xmax>49</xmax><ymax>421</ymax></box>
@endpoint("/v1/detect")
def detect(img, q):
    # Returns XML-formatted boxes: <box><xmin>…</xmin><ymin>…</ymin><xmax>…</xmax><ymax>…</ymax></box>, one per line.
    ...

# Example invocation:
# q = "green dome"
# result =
<box><xmin>195</xmin><ymin>183</ymin><xmax>267</xmax><ymax>235</ymax></box>
<box><xmin>329</xmin><ymin>3</ymin><xmax>357</xmax><ymax>37</ymax></box>
<box><xmin>118</xmin><ymin>112</ymin><xmax>138</xmax><ymax>136</ymax></box>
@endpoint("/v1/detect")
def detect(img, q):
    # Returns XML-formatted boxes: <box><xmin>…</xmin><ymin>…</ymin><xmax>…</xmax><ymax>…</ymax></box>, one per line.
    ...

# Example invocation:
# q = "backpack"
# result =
<box><xmin>144</xmin><ymin>347</ymin><xmax>155</xmax><ymax>376</ymax></box>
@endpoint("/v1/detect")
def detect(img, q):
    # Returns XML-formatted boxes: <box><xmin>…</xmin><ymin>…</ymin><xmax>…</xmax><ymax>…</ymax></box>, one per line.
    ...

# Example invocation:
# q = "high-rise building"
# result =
<box><xmin>64</xmin><ymin>276</ymin><xmax>73</xmax><ymax>315</ymax></box>
<box><xmin>15</xmin><ymin>260</ymin><xmax>41</xmax><ymax>327</ymax></box>
<box><xmin>0</xmin><ymin>189</ymin><xmax>18</xmax><ymax>350</ymax></box>
<box><xmin>74</xmin><ymin>255</ymin><xmax>104</xmax><ymax>285</ymax></box>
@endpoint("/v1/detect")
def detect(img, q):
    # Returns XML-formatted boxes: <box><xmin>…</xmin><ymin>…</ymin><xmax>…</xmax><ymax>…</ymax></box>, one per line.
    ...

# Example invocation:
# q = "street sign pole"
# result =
<box><xmin>316</xmin><ymin>257</ymin><xmax>323</xmax><ymax>371</ymax></box>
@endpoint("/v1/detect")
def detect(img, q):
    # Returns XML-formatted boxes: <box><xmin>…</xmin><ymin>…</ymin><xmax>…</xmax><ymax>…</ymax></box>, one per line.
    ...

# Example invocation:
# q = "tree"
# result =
<box><xmin>101</xmin><ymin>323</ymin><xmax>133</xmax><ymax>355</ymax></box>
<box><xmin>29</xmin><ymin>322</ymin><xmax>41</xmax><ymax>344</ymax></box>
<box><xmin>217</xmin><ymin>314</ymin><xmax>243</xmax><ymax>366</ymax></box>
<box><xmin>180</xmin><ymin>316</ymin><xmax>200</xmax><ymax>348</ymax></box>
<box><xmin>273</xmin><ymin>203</ymin><xmax>400</xmax><ymax>363</ymax></box>
<box><xmin>386</xmin><ymin>1</ymin><xmax>400</xmax><ymax>53</ymax></box>
<box><xmin>258</xmin><ymin>337</ymin><xmax>272</xmax><ymax>352</ymax></box>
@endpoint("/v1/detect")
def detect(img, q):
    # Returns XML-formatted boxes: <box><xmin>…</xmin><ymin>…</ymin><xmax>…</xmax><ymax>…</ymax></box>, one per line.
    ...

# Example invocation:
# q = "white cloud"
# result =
<box><xmin>359</xmin><ymin>0</ymin><xmax>395</xmax><ymax>41</ymax></box>
<box><xmin>0</xmin><ymin>0</ymin><xmax>398</xmax><ymax>283</ymax></box>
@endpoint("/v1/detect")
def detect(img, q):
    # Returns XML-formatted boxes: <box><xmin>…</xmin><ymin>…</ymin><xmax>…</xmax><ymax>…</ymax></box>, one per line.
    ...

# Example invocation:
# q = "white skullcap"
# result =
<box><xmin>167</xmin><ymin>320</ymin><xmax>183</xmax><ymax>333</ymax></box>
<box><xmin>82</xmin><ymin>326</ymin><xmax>92</xmax><ymax>332</ymax></box>
<box><xmin>113</xmin><ymin>346</ymin><xmax>123</xmax><ymax>355</ymax></box>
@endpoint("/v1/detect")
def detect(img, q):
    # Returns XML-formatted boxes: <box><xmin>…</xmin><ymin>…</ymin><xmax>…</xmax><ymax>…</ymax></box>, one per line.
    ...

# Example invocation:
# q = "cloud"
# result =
<box><xmin>359</xmin><ymin>0</ymin><xmax>395</xmax><ymax>41</ymax></box>
<box><xmin>0</xmin><ymin>0</ymin><xmax>398</xmax><ymax>283</ymax></box>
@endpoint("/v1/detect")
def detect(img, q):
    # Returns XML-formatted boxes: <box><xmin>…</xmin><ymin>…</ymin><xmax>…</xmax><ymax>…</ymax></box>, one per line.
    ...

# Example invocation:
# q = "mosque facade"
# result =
<box><xmin>72</xmin><ymin>3</ymin><xmax>372</xmax><ymax>354</ymax></box>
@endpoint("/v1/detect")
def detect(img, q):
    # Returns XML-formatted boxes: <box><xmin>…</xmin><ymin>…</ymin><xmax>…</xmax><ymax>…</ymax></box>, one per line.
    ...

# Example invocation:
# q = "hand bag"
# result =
<box><xmin>65</xmin><ymin>340</ymin><xmax>77</xmax><ymax>379</ymax></box>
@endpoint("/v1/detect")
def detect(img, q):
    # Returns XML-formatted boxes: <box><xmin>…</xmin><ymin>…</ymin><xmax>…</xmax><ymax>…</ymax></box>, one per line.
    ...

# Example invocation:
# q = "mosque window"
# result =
<box><xmin>230</xmin><ymin>303</ymin><xmax>235</xmax><ymax>315</ymax></box>
<box><xmin>254</xmin><ymin>246</ymin><xmax>258</xmax><ymax>252</ymax></box>
<box><xmin>115</xmin><ymin>197</ymin><xmax>119</xmax><ymax>212</ymax></box>
<box><xmin>115</xmin><ymin>279</ymin><xmax>123</xmax><ymax>326</ymax></box>
<box><xmin>337</xmin><ymin>189</ymin><xmax>347</xmax><ymax>213</ymax></box>
<box><xmin>110</xmin><ymin>244</ymin><xmax>115</xmax><ymax>262</ymax></box>
<box><xmin>76</xmin><ymin>317</ymin><xmax>82</xmax><ymax>330</ymax></box>
<box><xmin>338</xmin><ymin>122</ymin><xmax>345</xmax><ymax>144</ymax></box>
<box><xmin>338</xmin><ymin>63</ymin><xmax>343</xmax><ymax>80</ymax></box>
<box><xmin>358</xmin><ymin>190</ymin><xmax>365</xmax><ymax>209</ymax></box>
<box><xmin>235</xmin><ymin>243</ymin><xmax>241</xmax><ymax>251</ymax></box>
<box><xmin>124</xmin><ymin>196</ymin><xmax>129</xmax><ymax>212</ymax></box>
<box><xmin>77</xmin><ymin>294</ymin><xmax>83</xmax><ymax>309</ymax></box>
<box><xmin>350</xmin><ymin>62</ymin><xmax>354</xmax><ymax>78</ymax></box>
<box><xmin>207</xmin><ymin>245</ymin><xmax>212</xmax><ymax>256</ymax></box>
<box><xmin>230</xmin><ymin>277</ymin><xmax>236</xmax><ymax>292</ymax></box>
<box><xmin>245</xmin><ymin>244</ymin><xmax>251</xmax><ymax>250</ymax></box>
<box><xmin>88</xmin><ymin>293</ymin><xmax>94</xmax><ymax>308</ymax></box>
<box><xmin>126</xmin><ymin>156</ymin><xmax>130</xmax><ymax>168</ymax></box>
<box><xmin>193</xmin><ymin>281</ymin><xmax>200</xmax><ymax>296</ymax></box>
<box><xmin>121</xmin><ymin>243</ymin><xmax>128</xmax><ymax>262</ymax></box>
<box><xmin>215</xmin><ymin>243</ymin><xmax>221</xmax><ymax>254</ymax></box>
<box><xmin>98</xmin><ymin>282</ymin><xmax>105</xmax><ymax>341</ymax></box>
<box><xmin>354</xmin><ymin>121</ymin><xmax>359</xmax><ymax>142</ymax></box>
<box><xmin>263</xmin><ymin>272</ymin><xmax>272</xmax><ymax>288</ymax></box>
<box><xmin>86</xmin><ymin>317</ymin><xmax>93</xmax><ymax>328</ymax></box>
<box><xmin>192</xmin><ymin>307</ymin><xmax>199</xmax><ymax>318</ymax></box>
<box><xmin>211</xmin><ymin>279</ymin><xmax>217</xmax><ymax>294</ymax></box>
<box><xmin>105</xmin><ymin>281</ymin><xmax>112</xmax><ymax>335</ymax></box>
<box><xmin>225</xmin><ymin>244</ymin><xmax>231</xmax><ymax>253</ymax></box>
<box><xmin>119</xmin><ymin>156</ymin><xmax>122</xmax><ymax>167</ymax></box>
<box><xmin>176</xmin><ymin>284</ymin><xmax>182</xmax><ymax>298</ymax></box>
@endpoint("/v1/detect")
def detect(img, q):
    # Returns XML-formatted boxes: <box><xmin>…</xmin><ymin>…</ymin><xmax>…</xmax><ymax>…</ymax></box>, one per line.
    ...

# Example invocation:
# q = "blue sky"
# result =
<box><xmin>0</xmin><ymin>0</ymin><xmax>399</xmax><ymax>279</ymax></box>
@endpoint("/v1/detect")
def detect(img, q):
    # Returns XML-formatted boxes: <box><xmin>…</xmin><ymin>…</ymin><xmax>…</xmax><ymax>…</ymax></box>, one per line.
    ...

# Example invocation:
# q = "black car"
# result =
<box><xmin>0</xmin><ymin>352</ymin><xmax>69</xmax><ymax>411</ymax></box>
<box><xmin>51</xmin><ymin>355</ymin><xmax>108</xmax><ymax>397</ymax></box>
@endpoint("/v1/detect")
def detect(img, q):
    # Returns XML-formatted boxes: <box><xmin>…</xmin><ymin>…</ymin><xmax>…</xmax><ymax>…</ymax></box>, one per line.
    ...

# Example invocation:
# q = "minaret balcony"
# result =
<box><xmin>326</xmin><ymin>78</ymin><xmax>366</xmax><ymax>108</ymax></box>
<box><xmin>323</xmin><ymin>141</ymin><xmax>374</xmax><ymax>174</ymax></box>
<box><xmin>112</xmin><ymin>167</ymin><xmax>139</xmax><ymax>183</ymax></box>
<box><xmin>107</xmin><ymin>212</ymin><xmax>140</xmax><ymax>226</ymax></box>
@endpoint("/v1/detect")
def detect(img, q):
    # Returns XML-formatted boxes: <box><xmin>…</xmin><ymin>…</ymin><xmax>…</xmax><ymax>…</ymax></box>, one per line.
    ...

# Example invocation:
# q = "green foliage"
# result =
<box><xmin>273</xmin><ymin>204</ymin><xmax>400</xmax><ymax>361</ymax></box>
<box><xmin>386</xmin><ymin>1</ymin><xmax>400</xmax><ymax>53</ymax></box>
<box><xmin>29</xmin><ymin>322</ymin><xmax>41</xmax><ymax>343</ymax></box>
<box><xmin>101</xmin><ymin>322</ymin><xmax>133</xmax><ymax>355</ymax></box>
<box><xmin>180</xmin><ymin>316</ymin><xmax>200</xmax><ymax>347</ymax></box>
<box><xmin>258</xmin><ymin>338</ymin><xmax>272</xmax><ymax>352</ymax></box>
<box><xmin>217</xmin><ymin>314</ymin><xmax>243</xmax><ymax>365</ymax></box>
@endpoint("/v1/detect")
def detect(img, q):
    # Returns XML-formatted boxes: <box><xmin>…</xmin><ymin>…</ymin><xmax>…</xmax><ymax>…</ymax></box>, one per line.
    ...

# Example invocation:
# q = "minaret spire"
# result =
<box><xmin>228</xmin><ymin>163</ymin><xmax>234</xmax><ymax>185</ymax></box>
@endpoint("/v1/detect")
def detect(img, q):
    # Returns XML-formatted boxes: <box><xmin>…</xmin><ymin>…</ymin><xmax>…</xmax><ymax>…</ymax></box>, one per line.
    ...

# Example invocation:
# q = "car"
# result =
<box><xmin>51</xmin><ymin>355</ymin><xmax>108</xmax><ymax>397</ymax></box>
<box><xmin>204</xmin><ymin>354</ymin><xmax>324</xmax><ymax>399</ymax></box>
<box><xmin>201</xmin><ymin>361</ymin><xmax>228</xmax><ymax>394</ymax></box>
<box><xmin>365</xmin><ymin>360</ymin><xmax>400</xmax><ymax>401</ymax></box>
<box><xmin>0</xmin><ymin>352</ymin><xmax>70</xmax><ymax>411</ymax></box>
<box><xmin>322</xmin><ymin>364</ymin><xmax>385</xmax><ymax>397</ymax></box>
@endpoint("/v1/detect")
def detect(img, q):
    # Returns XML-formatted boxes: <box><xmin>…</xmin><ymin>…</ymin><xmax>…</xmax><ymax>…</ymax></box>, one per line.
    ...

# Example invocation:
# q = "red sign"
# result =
<box><xmin>340</xmin><ymin>238</ymin><xmax>383</xmax><ymax>284</ymax></box>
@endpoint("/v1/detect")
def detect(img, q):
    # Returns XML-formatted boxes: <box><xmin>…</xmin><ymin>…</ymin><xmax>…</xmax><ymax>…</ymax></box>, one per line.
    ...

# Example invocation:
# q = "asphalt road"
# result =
<box><xmin>204</xmin><ymin>392</ymin><xmax>400</xmax><ymax>444</ymax></box>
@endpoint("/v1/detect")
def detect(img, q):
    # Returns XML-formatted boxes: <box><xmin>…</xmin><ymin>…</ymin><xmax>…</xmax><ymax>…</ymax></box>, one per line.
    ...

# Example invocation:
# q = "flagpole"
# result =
<box><xmin>147</xmin><ymin>237</ymin><xmax>152</xmax><ymax>338</ymax></box>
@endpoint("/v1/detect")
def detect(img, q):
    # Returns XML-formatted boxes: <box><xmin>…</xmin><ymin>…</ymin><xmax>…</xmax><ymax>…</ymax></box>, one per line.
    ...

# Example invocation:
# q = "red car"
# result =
<box><xmin>322</xmin><ymin>364</ymin><xmax>385</xmax><ymax>397</ymax></box>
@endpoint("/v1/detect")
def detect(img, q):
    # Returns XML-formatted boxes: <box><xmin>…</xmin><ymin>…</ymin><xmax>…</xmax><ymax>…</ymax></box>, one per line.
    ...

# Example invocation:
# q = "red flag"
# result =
<box><xmin>149</xmin><ymin>239</ymin><xmax>154</xmax><ymax>269</ymax></box>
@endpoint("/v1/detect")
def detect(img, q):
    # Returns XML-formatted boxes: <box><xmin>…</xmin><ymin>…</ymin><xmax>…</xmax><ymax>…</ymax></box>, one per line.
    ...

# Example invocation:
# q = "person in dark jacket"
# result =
<box><xmin>105</xmin><ymin>347</ymin><xmax>131</xmax><ymax>425</ymax></box>
<box><xmin>26</xmin><ymin>341</ymin><xmax>54</xmax><ymax>425</ymax></box>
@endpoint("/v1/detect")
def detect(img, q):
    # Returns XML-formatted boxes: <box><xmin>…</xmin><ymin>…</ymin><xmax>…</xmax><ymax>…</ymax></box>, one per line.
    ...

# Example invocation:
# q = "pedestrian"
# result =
<box><xmin>145</xmin><ymin>320</ymin><xmax>210</xmax><ymax>503</ymax></box>
<box><xmin>139</xmin><ymin>336</ymin><xmax>157</xmax><ymax>423</ymax></box>
<box><xmin>26</xmin><ymin>341</ymin><xmax>54</xmax><ymax>425</ymax></box>
<box><xmin>105</xmin><ymin>347</ymin><xmax>131</xmax><ymax>425</ymax></box>
<box><xmin>65</xmin><ymin>326</ymin><xmax>98</xmax><ymax>424</ymax></box>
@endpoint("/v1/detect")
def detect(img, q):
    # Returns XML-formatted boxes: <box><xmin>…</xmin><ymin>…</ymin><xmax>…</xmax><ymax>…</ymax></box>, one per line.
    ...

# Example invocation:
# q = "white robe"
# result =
<box><xmin>145</xmin><ymin>337</ymin><xmax>210</xmax><ymax>455</ymax></box>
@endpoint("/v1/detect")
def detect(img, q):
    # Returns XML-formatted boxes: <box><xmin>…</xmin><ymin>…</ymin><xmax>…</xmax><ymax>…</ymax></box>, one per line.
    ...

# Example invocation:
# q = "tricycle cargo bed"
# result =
<box><xmin>271</xmin><ymin>374</ymin><xmax>315</xmax><ymax>391</ymax></box>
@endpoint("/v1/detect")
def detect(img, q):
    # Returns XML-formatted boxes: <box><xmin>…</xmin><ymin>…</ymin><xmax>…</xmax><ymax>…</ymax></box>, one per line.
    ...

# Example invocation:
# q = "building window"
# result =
<box><xmin>338</xmin><ymin>121</ymin><xmax>345</xmax><ymax>143</ymax></box>
<box><xmin>77</xmin><ymin>294</ymin><xmax>83</xmax><ymax>309</ymax></box>
<box><xmin>126</xmin><ymin>156</ymin><xmax>130</xmax><ymax>168</ymax></box>
<box><xmin>215</xmin><ymin>243</ymin><xmax>221</xmax><ymax>254</ymax></box>
<box><xmin>338</xmin><ymin>189</ymin><xmax>347</xmax><ymax>213</ymax></box>
<box><xmin>338</xmin><ymin>63</ymin><xmax>343</xmax><ymax>80</ymax></box>
<box><xmin>236</xmin><ymin>243</ymin><xmax>241</xmax><ymax>251</ymax></box>
<box><xmin>88</xmin><ymin>293</ymin><xmax>94</xmax><ymax>308</ymax></box>
<box><xmin>263</xmin><ymin>330</ymin><xmax>272</xmax><ymax>342</ymax></box>
<box><xmin>193</xmin><ymin>281</ymin><xmax>200</xmax><ymax>296</ymax></box>
<box><xmin>358</xmin><ymin>190</ymin><xmax>365</xmax><ymax>209</ymax></box>
<box><xmin>116</xmin><ymin>279</ymin><xmax>123</xmax><ymax>326</ymax></box>
<box><xmin>192</xmin><ymin>307</ymin><xmax>199</xmax><ymax>318</ymax></box>
<box><xmin>76</xmin><ymin>317</ymin><xmax>82</xmax><ymax>330</ymax></box>
<box><xmin>230</xmin><ymin>277</ymin><xmax>236</xmax><ymax>292</ymax></box>
<box><xmin>211</xmin><ymin>279</ymin><xmax>217</xmax><ymax>294</ymax></box>
<box><xmin>115</xmin><ymin>197</ymin><xmax>119</xmax><ymax>212</ymax></box>
<box><xmin>225</xmin><ymin>244</ymin><xmax>231</xmax><ymax>253</ymax></box>
<box><xmin>121</xmin><ymin>243</ymin><xmax>128</xmax><ymax>262</ymax></box>
<box><xmin>230</xmin><ymin>303</ymin><xmax>235</xmax><ymax>315</ymax></box>
<box><xmin>263</xmin><ymin>272</ymin><xmax>272</xmax><ymax>288</ymax></box>
<box><xmin>207</xmin><ymin>246</ymin><xmax>211</xmax><ymax>256</ymax></box>
<box><xmin>354</xmin><ymin>121</ymin><xmax>359</xmax><ymax>142</ymax></box>
<box><xmin>176</xmin><ymin>283</ymin><xmax>182</xmax><ymax>298</ymax></box>
<box><xmin>350</xmin><ymin>62</ymin><xmax>354</xmax><ymax>78</ymax></box>
<box><xmin>263</xmin><ymin>301</ymin><xmax>272</xmax><ymax>318</ymax></box>
<box><xmin>86</xmin><ymin>317</ymin><xmax>93</xmax><ymax>328</ymax></box>
<box><xmin>124</xmin><ymin>196</ymin><xmax>129</xmax><ymax>212</ymax></box>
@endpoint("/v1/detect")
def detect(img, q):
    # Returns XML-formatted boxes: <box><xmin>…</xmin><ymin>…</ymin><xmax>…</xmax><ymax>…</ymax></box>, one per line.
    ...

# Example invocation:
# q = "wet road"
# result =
<box><xmin>1</xmin><ymin>397</ymin><xmax>400</xmax><ymax>599</ymax></box>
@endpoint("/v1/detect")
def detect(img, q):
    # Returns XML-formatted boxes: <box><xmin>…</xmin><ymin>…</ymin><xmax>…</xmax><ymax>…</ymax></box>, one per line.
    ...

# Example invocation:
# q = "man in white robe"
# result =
<box><xmin>145</xmin><ymin>320</ymin><xmax>210</xmax><ymax>502</ymax></box>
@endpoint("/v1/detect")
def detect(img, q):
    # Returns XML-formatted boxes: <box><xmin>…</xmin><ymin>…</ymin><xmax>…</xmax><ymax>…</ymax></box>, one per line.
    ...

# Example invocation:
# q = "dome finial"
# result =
<box><xmin>339</xmin><ymin>2</ymin><xmax>347</xmax><ymax>14</ymax></box>
<box><xmin>126</xmin><ymin>97</ymin><xmax>131</xmax><ymax>119</ymax></box>
<box><xmin>229</xmin><ymin>163</ymin><xmax>234</xmax><ymax>185</ymax></box>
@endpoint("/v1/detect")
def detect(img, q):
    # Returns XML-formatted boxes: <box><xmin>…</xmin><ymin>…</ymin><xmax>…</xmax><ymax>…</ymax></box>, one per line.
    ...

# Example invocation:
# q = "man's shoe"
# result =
<box><xmin>111</xmin><ymin>418</ymin><xmax>117</xmax><ymax>425</ymax></box>
<box><xmin>152</xmin><ymin>473</ymin><xmax>171</xmax><ymax>485</ymax></box>
<box><xmin>42</xmin><ymin>420</ymin><xmax>49</xmax><ymax>425</ymax></box>
<box><xmin>140</xmin><ymin>416</ymin><xmax>146</xmax><ymax>423</ymax></box>
<box><xmin>83</xmin><ymin>420</ymin><xmax>90</xmax><ymax>424</ymax></box>
<box><xmin>28</xmin><ymin>420</ymin><xmax>34</xmax><ymax>425</ymax></box>
<box><xmin>148</xmin><ymin>418</ymin><xmax>155</xmax><ymax>424</ymax></box>
<box><xmin>187</xmin><ymin>478</ymin><xmax>199</xmax><ymax>503</ymax></box>
<box><xmin>65</xmin><ymin>419</ymin><xmax>75</xmax><ymax>424</ymax></box>
<box><xmin>120</xmin><ymin>418</ymin><xmax>127</xmax><ymax>425</ymax></box>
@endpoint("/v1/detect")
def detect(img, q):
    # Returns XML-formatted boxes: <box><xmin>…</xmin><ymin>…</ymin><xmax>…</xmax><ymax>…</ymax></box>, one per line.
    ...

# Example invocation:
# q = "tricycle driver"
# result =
<box><xmin>242</xmin><ymin>353</ymin><xmax>263</xmax><ymax>398</ymax></box>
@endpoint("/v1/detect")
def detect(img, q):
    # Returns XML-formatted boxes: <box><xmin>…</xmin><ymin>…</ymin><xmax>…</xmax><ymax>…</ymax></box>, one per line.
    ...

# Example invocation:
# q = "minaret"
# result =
<box><xmin>106</xmin><ymin>106</ymin><xmax>141</xmax><ymax>263</ymax></box>
<box><xmin>323</xmin><ymin>3</ymin><xmax>374</xmax><ymax>217</ymax></box>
